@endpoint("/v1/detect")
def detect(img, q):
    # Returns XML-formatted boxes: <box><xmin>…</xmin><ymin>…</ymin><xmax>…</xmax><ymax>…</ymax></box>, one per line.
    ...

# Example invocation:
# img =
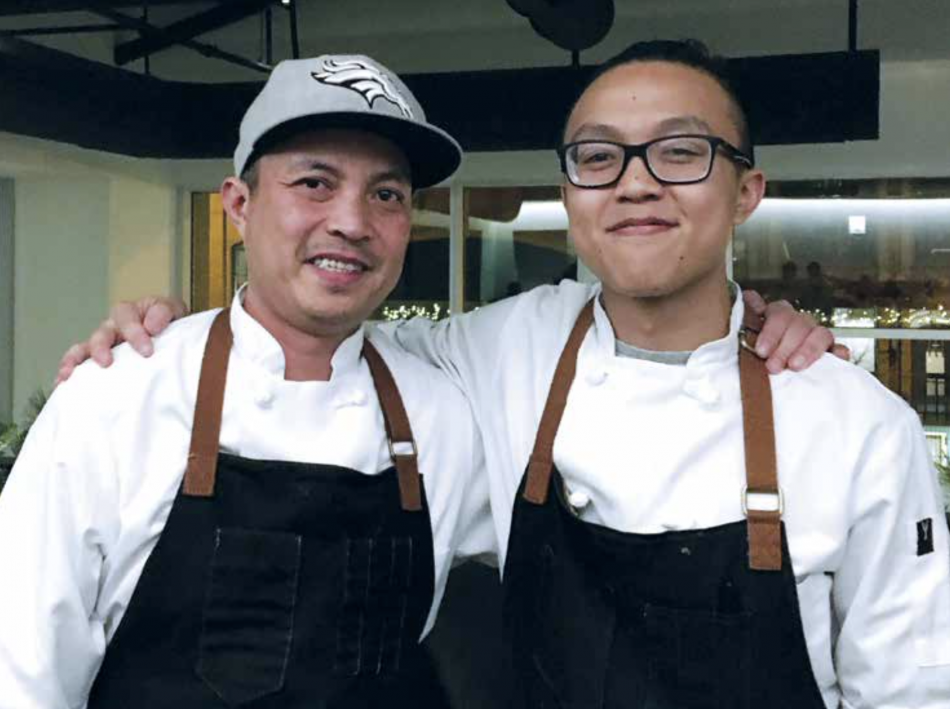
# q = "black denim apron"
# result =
<box><xmin>88</xmin><ymin>310</ymin><xmax>448</xmax><ymax>708</ymax></box>
<box><xmin>503</xmin><ymin>300</ymin><xmax>827</xmax><ymax>709</ymax></box>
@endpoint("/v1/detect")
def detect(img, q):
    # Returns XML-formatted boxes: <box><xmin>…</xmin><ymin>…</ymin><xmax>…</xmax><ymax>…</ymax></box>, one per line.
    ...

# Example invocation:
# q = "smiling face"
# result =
<box><xmin>222</xmin><ymin>128</ymin><xmax>413</xmax><ymax>340</ymax></box>
<box><xmin>562</xmin><ymin>61</ymin><xmax>764</xmax><ymax>314</ymax></box>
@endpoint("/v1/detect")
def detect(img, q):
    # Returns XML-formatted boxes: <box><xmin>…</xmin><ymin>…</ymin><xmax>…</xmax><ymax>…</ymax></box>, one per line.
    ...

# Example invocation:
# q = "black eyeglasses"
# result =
<box><xmin>558</xmin><ymin>134</ymin><xmax>754</xmax><ymax>188</ymax></box>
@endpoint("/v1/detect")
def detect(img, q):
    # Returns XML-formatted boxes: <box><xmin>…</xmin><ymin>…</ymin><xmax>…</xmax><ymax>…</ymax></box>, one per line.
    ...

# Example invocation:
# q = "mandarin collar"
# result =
<box><xmin>229</xmin><ymin>288</ymin><xmax>366</xmax><ymax>380</ymax></box>
<box><xmin>587</xmin><ymin>282</ymin><xmax>745</xmax><ymax>372</ymax></box>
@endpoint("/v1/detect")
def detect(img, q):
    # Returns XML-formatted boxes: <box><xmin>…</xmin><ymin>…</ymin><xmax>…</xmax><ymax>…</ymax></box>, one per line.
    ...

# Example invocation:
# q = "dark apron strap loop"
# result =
<box><xmin>739</xmin><ymin>336</ymin><xmax>783</xmax><ymax>570</ymax></box>
<box><xmin>363</xmin><ymin>341</ymin><xmax>423</xmax><ymax>512</ymax></box>
<box><xmin>523</xmin><ymin>300</ymin><xmax>595</xmax><ymax>504</ymax></box>
<box><xmin>184</xmin><ymin>309</ymin><xmax>233</xmax><ymax>497</ymax></box>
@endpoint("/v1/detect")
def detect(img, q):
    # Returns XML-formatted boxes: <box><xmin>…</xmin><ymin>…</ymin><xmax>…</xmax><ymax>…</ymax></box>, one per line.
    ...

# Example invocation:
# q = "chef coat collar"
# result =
<box><xmin>588</xmin><ymin>282</ymin><xmax>746</xmax><ymax>372</ymax></box>
<box><xmin>229</xmin><ymin>287</ymin><xmax>366</xmax><ymax>380</ymax></box>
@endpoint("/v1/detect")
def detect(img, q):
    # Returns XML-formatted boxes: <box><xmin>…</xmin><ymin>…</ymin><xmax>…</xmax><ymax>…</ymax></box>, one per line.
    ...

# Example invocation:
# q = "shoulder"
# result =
<box><xmin>365</xmin><ymin>327</ymin><xmax>479</xmax><ymax>473</ymax></box>
<box><xmin>772</xmin><ymin>352</ymin><xmax>913</xmax><ymax>426</ymax></box>
<box><xmin>365</xmin><ymin>326</ymin><xmax>469</xmax><ymax>410</ymax></box>
<box><xmin>56</xmin><ymin>309</ymin><xmax>220</xmax><ymax>418</ymax></box>
<box><xmin>770</xmin><ymin>353</ymin><xmax>927</xmax><ymax>481</ymax></box>
<box><xmin>458</xmin><ymin>279</ymin><xmax>596</xmax><ymax>345</ymax></box>
<box><xmin>502</xmin><ymin>279</ymin><xmax>595</xmax><ymax>322</ymax></box>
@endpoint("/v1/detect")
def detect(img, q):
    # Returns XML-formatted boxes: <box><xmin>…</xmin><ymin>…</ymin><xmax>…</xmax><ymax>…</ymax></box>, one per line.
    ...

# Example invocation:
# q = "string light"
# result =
<box><xmin>830</xmin><ymin>305</ymin><xmax>950</xmax><ymax>329</ymax></box>
<box><xmin>380</xmin><ymin>303</ymin><xmax>445</xmax><ymax>322</ymax></box>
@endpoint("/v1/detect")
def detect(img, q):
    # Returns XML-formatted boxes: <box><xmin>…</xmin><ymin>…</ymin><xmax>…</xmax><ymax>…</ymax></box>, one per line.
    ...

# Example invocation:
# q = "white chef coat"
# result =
<box><xmin>389</xmin><ymin>279</ymin><xmax>950</xmax><ymax>709</ymax></box>
<box><xmin>0</xmin><ymin>293</ymin><xmax>492</xmax><ymax>709</ymax></box>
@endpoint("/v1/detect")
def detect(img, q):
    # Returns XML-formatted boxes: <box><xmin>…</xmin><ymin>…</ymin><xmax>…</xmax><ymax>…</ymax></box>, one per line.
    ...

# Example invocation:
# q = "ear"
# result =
<box><xmin>220</xmin><ymin>177</ymin><xmax>251</xmax><ymax>237</ymax></box>
<box><xmin>733</xmin><ymin>168</ymin><xmax>766</xmax><ymax>226</ymax></box>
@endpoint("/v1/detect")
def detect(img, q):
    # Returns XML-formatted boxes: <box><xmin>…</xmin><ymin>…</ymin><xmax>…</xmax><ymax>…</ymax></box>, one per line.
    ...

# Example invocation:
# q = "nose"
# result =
<box><xmin>614</xmin><ymin>154</ymin><xmax>663</xmax><ymax>202</ymax></box>
<box><xmin>325</xmin><ymin>191</ymin><xmax>373</xmax><ymax>242</ymax></box>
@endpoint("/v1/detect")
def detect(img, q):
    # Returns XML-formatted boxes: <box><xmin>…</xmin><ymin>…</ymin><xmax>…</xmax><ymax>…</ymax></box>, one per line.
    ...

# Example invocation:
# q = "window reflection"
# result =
<box><xmin>733</xmin><ymin>180</ymin><xmax>950</xmax><ymax>329</ymax></box>
<box><xmin>374</xmin><ymin>188</ymin><xmax>450</xmax><ymax>321</ymax></box>
<box><xmin>463</xmin><ymin>187</ymin><xmax>575</xmax><ymax>310</ymax></box>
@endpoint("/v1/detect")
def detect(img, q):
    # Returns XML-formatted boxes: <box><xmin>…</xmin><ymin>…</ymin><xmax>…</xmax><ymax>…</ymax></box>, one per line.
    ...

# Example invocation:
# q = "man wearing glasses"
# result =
<box><xmin>392</xmin><ymin>39</ymin><xmax>949</xmax><ymax>707</ymax></box>
<box><xmin>54</xmin><ymin>40</ymin><xmax>949</xmax><ymax>707</ymax></box>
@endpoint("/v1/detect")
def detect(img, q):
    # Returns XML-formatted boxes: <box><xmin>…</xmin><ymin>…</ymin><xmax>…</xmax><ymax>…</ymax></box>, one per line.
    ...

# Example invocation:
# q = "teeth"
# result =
<box><xmin>311</xmin><ymin>257</ymin><xmax>362</xmax><ymax>273</ymax></box>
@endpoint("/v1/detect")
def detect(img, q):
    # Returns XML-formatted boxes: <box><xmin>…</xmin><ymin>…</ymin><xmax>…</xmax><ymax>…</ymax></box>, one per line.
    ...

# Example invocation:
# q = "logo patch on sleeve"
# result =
<box><xmin>917</xmin><ymin>518</ymin><xmax>935</xmax><ymax>556</ymax></box>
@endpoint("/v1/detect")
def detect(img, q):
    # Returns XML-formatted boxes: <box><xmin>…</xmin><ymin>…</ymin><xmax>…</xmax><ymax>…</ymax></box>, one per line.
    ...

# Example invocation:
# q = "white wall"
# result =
<box><xmin>108</xmin><ymin>176</ymin><xmax>179</xmax><ymax>304</ymax></box>
<box><xmin>13</xmin><ymin>174</ymin><xmax>111</xmax><ymax>417</ymax></box>
<box><xmin>0</xmin><ymin>135</ymin><xmax>188</xmax><ymax>421</ymax></box>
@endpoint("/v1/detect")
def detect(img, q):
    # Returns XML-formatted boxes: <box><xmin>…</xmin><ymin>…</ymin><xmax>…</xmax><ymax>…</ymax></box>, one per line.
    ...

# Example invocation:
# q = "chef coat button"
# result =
<box><xmin>254</xmin><ymin>387</ymin><xmax>275</xmax><ymax>408</ymax></box>
<box><xmin>568</xmin><ymin>490</ymin><xmax>591</xmax><ymax>510</ymax></box>
<box><xmin>336</xmin><ymin>390</ymin><xmax>368</xmax><ymax>408</ymax></box>
<box><xmin>685</xmin><ymin>378</ymin><xmax>720</xmax><ymax>406</ymax></box>
<box><xmin>585</xmin><ymin>369</ymin><xmax>607</xmax><ymax>386</ymax></box>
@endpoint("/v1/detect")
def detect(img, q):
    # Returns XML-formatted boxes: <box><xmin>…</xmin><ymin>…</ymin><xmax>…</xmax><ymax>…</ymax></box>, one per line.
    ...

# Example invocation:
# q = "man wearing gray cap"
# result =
<box><xmin>0</xmin><ymin>55</ymin><xmax>491</xmax><ymax>708</ymax></box>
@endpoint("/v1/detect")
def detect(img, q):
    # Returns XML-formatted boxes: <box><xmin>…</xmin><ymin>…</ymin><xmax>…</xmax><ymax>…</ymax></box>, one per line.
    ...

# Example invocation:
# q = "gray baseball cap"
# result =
<box><xmin>234</xmin><ymin>55</ymin><xmax>462</xmax><ymax>189</ymax></box>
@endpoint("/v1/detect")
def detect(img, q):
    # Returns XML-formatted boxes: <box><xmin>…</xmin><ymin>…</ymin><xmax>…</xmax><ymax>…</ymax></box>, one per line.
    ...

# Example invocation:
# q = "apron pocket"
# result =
<box><xmin>197</xmin><ymin>528</ymin><xmax>302</xmax><ymax>705</ymax></box>
<box><xmin>334</xmin><ymin>536</ymin><xmax>415</xmax><ymax>677</ymax></box>
<box><xmin>642</xmin><ymin>602</ymin><xmax>751</xmax><ymax>709</ymax></box>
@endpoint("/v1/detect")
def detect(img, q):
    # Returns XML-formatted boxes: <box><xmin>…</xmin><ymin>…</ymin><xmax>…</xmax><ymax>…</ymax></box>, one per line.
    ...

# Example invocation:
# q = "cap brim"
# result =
<box><xmin>247</xmin><ymin>112</ymin><xmax>462</xmax><ymax>189</ymax></box>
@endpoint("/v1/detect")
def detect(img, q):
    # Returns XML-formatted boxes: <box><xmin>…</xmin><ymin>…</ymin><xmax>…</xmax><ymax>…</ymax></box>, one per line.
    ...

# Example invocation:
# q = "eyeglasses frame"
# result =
<box><xmin>557</xmin><ymin>134</ymin><xmax>755</xmax><ymax>189</ymax></box>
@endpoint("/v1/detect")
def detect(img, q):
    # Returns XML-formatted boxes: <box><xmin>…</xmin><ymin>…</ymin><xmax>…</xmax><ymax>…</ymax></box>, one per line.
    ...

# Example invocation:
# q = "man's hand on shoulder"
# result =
<box><xmin>55</xmin><ymin>296</ymin><xmax>189</xmax><ymax>386</ymax></box>
<box><xmin>742</xmin><ymin>290</ymin><xmax>850</xmax><ymax>374</ymax></box>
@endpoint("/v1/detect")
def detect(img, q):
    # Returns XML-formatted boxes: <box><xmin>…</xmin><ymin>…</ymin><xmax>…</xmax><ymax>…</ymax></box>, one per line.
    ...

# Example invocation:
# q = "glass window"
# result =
<box><xmin>733</xmin><ymin>179</ymin><xmax>950</xmax><ymax>329</ymax></box>
<box><xmin>373</xmin><ymin>188</ymin><xmax>450</xmax><ymax>321</ymax></box>
<box><xmin>733</xmin><ymin>179</ymin><xmax>950</xmax><ymax>470</ymax></box>
<box><xmin>462</xmin><ymin>186</ymin><xmax>576</xmax><ymax>310</ymax></box>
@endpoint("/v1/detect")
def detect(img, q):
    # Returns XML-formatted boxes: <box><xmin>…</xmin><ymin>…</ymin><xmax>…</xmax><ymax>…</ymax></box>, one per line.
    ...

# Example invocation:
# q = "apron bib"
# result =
<box><xmin>89</xmin><ymin>310</ymin><xmax>448</xmax><ymax>708</ymax></box>
<box><xmin>503</xmin><ymin>300</ymin><xmax>827</xmax><ymax>709</ymax></box>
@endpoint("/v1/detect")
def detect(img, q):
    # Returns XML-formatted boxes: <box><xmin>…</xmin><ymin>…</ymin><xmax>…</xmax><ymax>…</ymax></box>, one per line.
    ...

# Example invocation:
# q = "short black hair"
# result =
<box><xmin>565</xmin><ymin>39</ymin><xmax>754</xmax><ymax>163</ymax></box>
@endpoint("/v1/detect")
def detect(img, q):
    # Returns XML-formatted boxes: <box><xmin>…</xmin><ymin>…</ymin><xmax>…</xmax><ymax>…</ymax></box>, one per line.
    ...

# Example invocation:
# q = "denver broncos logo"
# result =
<box><xmin>311</xmin><ymin>58</ymin><xmax>414</xmax><ymax>119</ymax></box>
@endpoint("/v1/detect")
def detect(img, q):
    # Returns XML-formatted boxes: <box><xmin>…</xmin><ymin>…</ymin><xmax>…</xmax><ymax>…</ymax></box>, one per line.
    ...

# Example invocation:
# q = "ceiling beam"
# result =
<box><xmin>89</xmin><ymin>5</ymin><xmax>270</xmax><ymax>73</ymax></box>
<box><xmin>0</xmin><ymin>1</ymin><xmax>200</xmax><ymax>17</ymax></box>
<box><xmin>113</xmin><ymin>0</ymin><xmax>275</xmax><ymax>66</ymax></box>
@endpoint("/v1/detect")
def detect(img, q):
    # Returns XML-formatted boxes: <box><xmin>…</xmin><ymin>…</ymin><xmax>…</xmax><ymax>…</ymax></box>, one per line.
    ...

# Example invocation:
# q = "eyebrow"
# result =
<box><xmin>567</xmin><ymin>115</ymin><xmax>716</xmax><ymax>143</ymax></box>
<box><xmin>655</xmin><ymin>115</ymin><xmax>715</xmax><ymax>134</ymax></box>
<box><xmin>567</xmin><ymin>123</ymin><xmax>625</xmax><ymax>143</ymax></box>
<box><xmin>286</xmin><ymin>158</ymin><xmax>411</xmax><ymax>186</ymax></box>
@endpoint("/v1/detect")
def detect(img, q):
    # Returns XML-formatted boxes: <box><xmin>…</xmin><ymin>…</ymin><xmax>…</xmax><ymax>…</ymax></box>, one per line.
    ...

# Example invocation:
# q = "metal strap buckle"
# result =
<box><xmin>389</xmin><ymin>439</ymin><xmax>417</xmax><ymax>459</ymax></box>
<box><xmin>738</xmin><ymin>327</ymin><xmax>759</xmax><ymax>353</ymax></box>
<box><xmin>741</xmin><ymin>486</ymin><xmax>784</xmax><ymax>515</ymax></box>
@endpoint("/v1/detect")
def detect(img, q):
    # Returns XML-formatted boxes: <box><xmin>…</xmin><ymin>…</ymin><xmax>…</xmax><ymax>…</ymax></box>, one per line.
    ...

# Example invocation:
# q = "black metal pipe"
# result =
<box><xmin>0</xmin><ymin>23</ymin><xmax>119</xmax><ymax>37</ymax></box>
<box><xmin>849</xmin><ymin>0</ymin><xmax>858</xmax><ymax>52</ymax></box>
<box><xmin>90</xmin><ymin>7</ymin><xmax>271</xmax><ymax>74</ymax></box>
<box><xmin>265</xmin><ymin>6</ymin><xmax>273</xmax><ymax>65</ymax></box>
<box><xmin>142</xmin><ymin>1</ymin><xmax>150</xmax><ymax>76</ymax></box>
<box><xmin>113</xmin><ymin>0</ymin><xmax>274</xmax><ymax>65</ymax></box>
<box><xmin>288</xmin><ymin>0</ymin><xmax>300</xmax><ymax>59</ymax></box>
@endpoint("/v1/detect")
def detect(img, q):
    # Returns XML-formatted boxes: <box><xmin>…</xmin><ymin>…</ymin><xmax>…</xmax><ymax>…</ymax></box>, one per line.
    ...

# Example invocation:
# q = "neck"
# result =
<box><xmin>602</xmin><ymin>278</ymin><xmax>733</xmax><ymax>352</ymax></box>
<box><xmin>243</xmin><ymin>292</ymin><xmax>356</xmax><ymax>382</ymax></box>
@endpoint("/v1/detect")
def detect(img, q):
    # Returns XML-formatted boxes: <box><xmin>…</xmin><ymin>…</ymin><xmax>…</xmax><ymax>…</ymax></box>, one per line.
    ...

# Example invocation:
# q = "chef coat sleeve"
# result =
<box><xmin>832</xmin><ymin>406</ymin><xmax>950</xmax><ymax>708</ymax></box>
<box><xmin>381</xmin><ymin>302</ymin><xmax>511</xmax><ymax>398</ymax></box>
<box><xmin>0</xmin><ymin>384</ymin><xmax>117</xmax><ymax>708</ymax></box>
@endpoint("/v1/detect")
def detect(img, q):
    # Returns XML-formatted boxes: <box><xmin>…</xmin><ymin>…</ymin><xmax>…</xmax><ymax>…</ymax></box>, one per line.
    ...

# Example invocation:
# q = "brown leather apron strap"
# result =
<box><xmin>523</xmin><ymin>299</ymin><xmax>596</xmax><ymax>505</ymax></box>
<box><xmin>739</xmin><ymin>335</ymin><xmax>783</xmax><ymax>571</ymax></box>
<box><xmin>184</xmin><ymin>309</ymin><xmax>233</xmax><ymax>497</ymax></box>
<box><xmin>363</xmin><ymin>341</ymin><xmax>423</xmax><ymax>512</ymax></box>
